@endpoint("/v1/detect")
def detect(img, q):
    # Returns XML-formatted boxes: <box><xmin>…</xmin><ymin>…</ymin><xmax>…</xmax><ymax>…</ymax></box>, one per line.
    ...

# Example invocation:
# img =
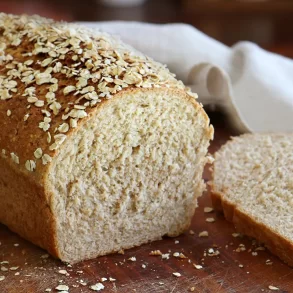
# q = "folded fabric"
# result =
<box><xmin>80</xmin><ymin>21</ymin><xmax>293</xmax><ymax>133</ymax></box>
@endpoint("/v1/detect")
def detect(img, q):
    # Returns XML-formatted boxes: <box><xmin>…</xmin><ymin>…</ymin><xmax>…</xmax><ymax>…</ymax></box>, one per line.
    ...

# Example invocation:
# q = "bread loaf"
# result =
<box><xmin>211</xmin><ymin>134</ymin><xmax>293</xmax><ymax>266</ymax></box>
<box><xmin>0</xmin><ymin>13</ymin><xmax>213</xmax><ymax>263</ymax></box>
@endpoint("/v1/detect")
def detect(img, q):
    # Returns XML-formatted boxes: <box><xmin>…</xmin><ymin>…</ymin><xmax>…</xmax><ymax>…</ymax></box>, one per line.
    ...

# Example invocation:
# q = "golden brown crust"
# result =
<box><xmin>210</xmin><ymin>187</ymin><xmax>293</xmax><ymax>266</ymax></box>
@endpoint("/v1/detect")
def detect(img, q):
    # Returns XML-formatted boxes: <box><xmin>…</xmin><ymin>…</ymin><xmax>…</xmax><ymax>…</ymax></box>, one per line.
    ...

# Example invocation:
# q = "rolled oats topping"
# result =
<box><xmin>0</xmin><ymin>13</ymin><xmax>196</xmax><ymax>172</ymax></box>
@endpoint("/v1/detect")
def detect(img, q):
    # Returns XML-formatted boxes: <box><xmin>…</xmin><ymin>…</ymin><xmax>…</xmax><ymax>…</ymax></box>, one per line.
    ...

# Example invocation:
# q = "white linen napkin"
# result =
<box><xmin>80</xmin><ymin>21</ymin><xmax>293</xmax><ymax>133</ymax></box>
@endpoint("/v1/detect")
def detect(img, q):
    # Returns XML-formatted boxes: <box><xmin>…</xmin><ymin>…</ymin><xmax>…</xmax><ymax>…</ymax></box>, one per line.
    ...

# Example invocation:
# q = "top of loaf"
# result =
<box><xmin>0</xmin><ymin>13</ymin><xmax>197</xmax><ymax>174</ymax></box>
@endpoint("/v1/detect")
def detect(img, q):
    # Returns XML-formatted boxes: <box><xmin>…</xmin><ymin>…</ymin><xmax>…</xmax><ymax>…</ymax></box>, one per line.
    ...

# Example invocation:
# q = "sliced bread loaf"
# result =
<box><xmin>0</xmin><ymin>13</ymin><xmax>213</xmax><ymax>263</ymax></box>
<box><xmin>211</xmin><ymin>133</ymin><xmax>293</xmax><ymax>266</ymax></box>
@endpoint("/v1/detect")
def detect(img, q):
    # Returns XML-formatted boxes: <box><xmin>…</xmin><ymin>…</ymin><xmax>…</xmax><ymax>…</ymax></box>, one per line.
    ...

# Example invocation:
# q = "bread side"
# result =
<box><xmin>0</xmin><ymin>14</ymin><xmax>213</xmax><ymax>262</ymax></box>
<box><xmin>211</xmin><ymin>133</ymin><xmax>293</xmax><ymax>266</ymax></box>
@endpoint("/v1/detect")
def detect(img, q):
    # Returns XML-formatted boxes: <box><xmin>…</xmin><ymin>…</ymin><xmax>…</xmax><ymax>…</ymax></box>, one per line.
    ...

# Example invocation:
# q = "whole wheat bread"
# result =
<box><xmin>211</xmin><ymin>133</ymin><xmax>293</xmax><ymax>265</ymax></box>
<box><xmin>0</xmin><ymin>13</ymin><xmax>213</xmax><ymax>263</ymax></box>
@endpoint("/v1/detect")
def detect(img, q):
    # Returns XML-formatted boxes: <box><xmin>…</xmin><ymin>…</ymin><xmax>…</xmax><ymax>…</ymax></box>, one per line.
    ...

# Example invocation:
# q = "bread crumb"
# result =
<box><xmin>189</xmin><ymin>230</ymin><xmax>195</xmax><ymax>235</ymax></box>
<box><xmin>45</xmin><ymin>289</ymin><xmax>51</xmax><ymax>292</ymax></box>
<box><xmin>239</xmin><ymin>264</ymin><xmax>244</xmax><ymax>268</ymax></box>
<box><xmin>118</xmin><ymin>249</ymin><xmax>124</xmax><ymax>255</ymax></box>
<box><xmin>252</xmin><ymin>252</ymin><xmax>258</xmax><ymax>256</ymax></box>
<box><xmin>90</xmin><ymin>283</ymin><xmax>105</xmax><ymax>291</ymax></box>
<box><xmin>0</xmin><ymin>276</ymin><xmax>5</xmax><ymax>281</ymax></box>
<box><xmin>175</xmin><ymin>240</ymin><xmax>179</xmax><ymax>244</ymax></box>
<box><xmin>149</xmin><ymin>250</ymin><xmax>162</xmax><ymax>256</ymax></box>
<box><xmin>190</xmin><ymin>287</ymin><xmax>195</xmax><ymax>292</ymax></box>
<box><xmin>161</xmin><ymin>253</ymin><xmax>170</xmax><ymax>260</ymax></box>
<box><xmin>109</xmin><ymin>278</ymin><xmax>116</xmax><ymax>282</ymax></box>
<box><xmin>268</xmin><ymin>285</ymin><xmax>279</xmax><ymax>291</ymax></box>
<box><xmin>55</xmin><ymin>284</ymin><xmax>69</xmax><ymax>291</ymax></box>
<box><xmin>14</xmin><ymin>243</ymin><xmax>19</xmax><ymax>247</ymax></box>
<box><xmin>142</xmin><ymin>264</ymin><xmax>146</xmax><ymax>269</ymax></box>
<box><xmin>206</xmin><ymin>217</ymin><xmax>215</xmax><ymax>223</ymax></box>
<box><xmin>173</xmin><ymin>252</ymin><xmax>187</xmax><ymax>258</ymax></box>
<box><xmin>204</xmin><ymin>207</ymin><xmax>213</xmax><ymax>213</ymax></box>
<box><xmin>58</xmin><ymin>270</ymin><xmax>68</xmax><ymax>275</ymax></box>
<box><xmin>128</xmin><ymin>257</ymin><xmax>136</xmax><ymax>262</ymax></box>
<box><xmin>173</xmin><ymin>272</ymin><xmax>181</xmax><ymax>277</ymax></box>
<box><xmin>232</xmin><ymin>233</ymin><xmax>241</xmax><ymax>238</ymax></box>
<box><xmin>199</xmin><ymin>231</ymin><xmax>209</xmax><ymax>237</ymax></box>
<box><xmin>100</xmin><ymin>278</ymin><xmax>107</xmax><ymax>282</ymax></box>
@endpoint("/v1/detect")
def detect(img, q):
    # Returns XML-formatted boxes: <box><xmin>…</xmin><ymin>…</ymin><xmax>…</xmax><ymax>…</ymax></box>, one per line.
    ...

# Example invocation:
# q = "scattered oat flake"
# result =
<box><xmin>0</xmin><ymin>276</ymin><xmax>5</xmax><ymax>281</ymax></box>
<box><xmin>199</xmin><ymin>231</ymin><xmax>209</xmax><ymax>237</ymax></box>
<box><xmin>268</xmin><ymin>285</ymin><xmax>279</xmax><ymax>291</ymax></box>
<box><xmin>45</xmin><ymin>289</ymin><xmax>52</xmax><ymax>292</ymax></box>
<box><xmin>10</xmin><ymin>266</ymin><xmax>19</xmax><ymax>271</ymax></box>
<box><xmin>193</xmin><ymin>264</ymin><xmax>203</xmax><ymax>270</ymax></box>
<box><xmin>55</xmin><ymin>284</ymin><xmax>69</xmax><ymax>291</ymax></box>
<box><xmin>256</xmin><ymin>247</ymin><xmax>266</xmax><ymax>251</ymax></box>
<box><xmin>100</xmin><ymin>278</ymin><xmax>107</xmax><ymax>282</ymax></box>
<box><xmin>90</xmin><ymin>283</ymin><xmax>104</xmax><ymax>291</ymax></box>
<box><xmin>173</xmin><ymin>272</ymin><xmax>181</xmax><ymax>277</ymax></box>
<box><xmin>128</xmin><ymin>257</ymin><xmax>136</xmax><ymax>262</ymax></box>
<box><xmin>206</xmin><ymin>217</ymin><xmax>215</xmax><ymax>223</ymax></box>
<box><xmin>109</xmin><ymin>278</ymin><xmax>116</xmax><ymax>282</ymax></box>
<box><xmin>204</xmin><ymin>207</ymin><xmax>213</xmax><ymax>213</ymax></box>
<box><xmin>58</xmin><ymin>270</ymin><xmax>68</xmax><ymax>275</ymax></box>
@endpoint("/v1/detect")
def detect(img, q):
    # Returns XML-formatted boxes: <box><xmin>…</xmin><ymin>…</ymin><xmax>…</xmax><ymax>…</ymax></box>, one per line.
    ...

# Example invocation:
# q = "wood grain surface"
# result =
<box><xmin>0</xmin><ymin>113</ymin><xmax>292</xmax><ymax>293</ymax></box>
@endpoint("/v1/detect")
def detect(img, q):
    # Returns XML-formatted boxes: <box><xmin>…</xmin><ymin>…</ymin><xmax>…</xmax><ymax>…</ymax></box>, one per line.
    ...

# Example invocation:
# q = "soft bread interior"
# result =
<box><xmin>47</xmin><ymin>88</ymin><xmax>211</xmax><ymax>263</ymax></box>
<box><xmin>213</xmin><ymin>134</ymin><xmax>293</xmax><ymax>243</ymax></box>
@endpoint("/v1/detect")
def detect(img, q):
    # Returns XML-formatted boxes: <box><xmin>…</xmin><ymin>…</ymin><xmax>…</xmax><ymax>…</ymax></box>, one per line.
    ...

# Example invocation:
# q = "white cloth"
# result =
<box><xmin>80</xmin><ymin>21</ymin><xmax>293</xmax><ymax>133</ymax></box>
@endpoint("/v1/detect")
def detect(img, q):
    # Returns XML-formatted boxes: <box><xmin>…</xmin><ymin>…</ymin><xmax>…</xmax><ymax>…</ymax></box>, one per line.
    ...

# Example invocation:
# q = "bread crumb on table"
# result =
<box><xmin>90</xmin><ymin>283</ymin><xmax>105</xmax><ymax>291</ymax></box>
<box><xmin>172</xmin><ymin>272</ymin><xmax>181</xmax><ymax>277</ymax></box>
<box><xmin>206</xmin><ymin>217</ymin><xmax>215</xmax><ymax>223</ymax></box>
<box><xmin>149</xmin><ymin>250</ymin><xmax>162</xmax><ymax>256</ymax></box>
<box><xmin>55</xmin><ymin>284</ymin><xmax>69</xmax><ymax>291</ymax></box>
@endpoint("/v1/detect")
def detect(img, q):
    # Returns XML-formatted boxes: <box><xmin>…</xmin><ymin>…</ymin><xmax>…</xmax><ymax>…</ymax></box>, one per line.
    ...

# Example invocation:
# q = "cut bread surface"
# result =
<box><xmin>212</xmin><ymin>133</ymin><xmax>293</xmax><ymax>265</ymax></box>
<box><xmin>47</xmin><ymin>88</ymin><xmax>212</xmax><ymax>263</ymax></box>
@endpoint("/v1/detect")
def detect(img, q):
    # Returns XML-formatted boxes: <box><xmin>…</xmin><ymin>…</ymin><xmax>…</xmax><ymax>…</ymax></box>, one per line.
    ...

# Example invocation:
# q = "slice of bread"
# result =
<box><xmin>211</xmin><ymin>133</ymin><xmax>293</xmax><ymax>266</ymax></box>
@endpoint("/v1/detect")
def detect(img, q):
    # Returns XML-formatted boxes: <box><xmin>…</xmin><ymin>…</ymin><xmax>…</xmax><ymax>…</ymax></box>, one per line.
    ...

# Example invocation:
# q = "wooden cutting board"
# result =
<box><xmin>0</xmin><ymin>114</ymin><xmax>292</xmax><ymax>293</ymax></box>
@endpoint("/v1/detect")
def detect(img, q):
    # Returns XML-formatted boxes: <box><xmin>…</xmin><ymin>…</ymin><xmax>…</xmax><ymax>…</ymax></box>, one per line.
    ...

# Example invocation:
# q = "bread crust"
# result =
<box><xmin>210</xmin><ymin>187</ymin><xmax>293</xmax><ymax>266</ymax></box>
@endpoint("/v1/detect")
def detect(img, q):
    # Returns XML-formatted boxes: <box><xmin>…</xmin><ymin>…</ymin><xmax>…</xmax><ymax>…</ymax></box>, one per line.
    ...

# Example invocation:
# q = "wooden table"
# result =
<box><xmin>0</xmin><ymin>113</ymin><xmax>292</xmax><ymax>293</ymax></box>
